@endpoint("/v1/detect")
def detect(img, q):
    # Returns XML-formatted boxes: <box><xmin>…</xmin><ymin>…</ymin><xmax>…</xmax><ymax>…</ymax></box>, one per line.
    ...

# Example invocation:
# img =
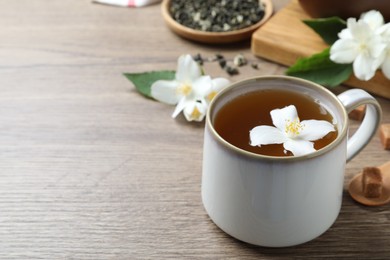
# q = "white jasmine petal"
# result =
<box><xmin>205</xmin><ymin>77</ymin><xmax>230</xmax><ymax>103</ymax></box>
<box><xmin>299</xmin><ymin>120</ymin><xmax>335</xmax><ymax>141</ymax></box>
<box><xmin>172</xmin><ymin>97</ymin><xmax>188</xmax><ymax>118</ymax></box>
<box><xmin>378</xmin><ymin>23</ymin><xmax>390</xmax><ymax>36</ymax></box>
<box><xmin>381</xmin><ymin>54</ymin><xmax>390</xmax><ymax>79</ymax></box>
<box><xmin>212</xmin><ymin>78</ymin><xmax>230</xmax><ymax>92</ymax></box>
<box><xmin>183</xmin><ymin>101</ymin><xmax>207</xmax><ymax>122</ymax></box>
<box><xmin>270</xmin><ymin>105</ymin><xmax>298</xmax><ymax>132</ymax></box>
<box><xmin>330</xmin><ymin>39</ymin><xmax>359</xmax><ymax>63</ymax></box>
<box><xmin>176</xmin><ymin>54</ymin><xmax>202</xmax><ymax>83</ymax></box>
<box><xmin>378</xmin><ymin>24</ymin><xmax>390</xmax><ymax>80</ymax></box>
<box><xmin>353</xmin><ymin>53</ymin><xmax>377</xmax><ymax>81</ymax></box>
<box><xmin>151</xmin><ymin>80</ymin><xmax>181</xmax><ymax>105</ymax></box>
<box><xmin>192</xmin><ymin>75</ymin><xmax>213</xmax><ymax>97</ymax></box>
<box><xmin>368</xmin><ymin>37</ymin><xmax>387</xmax><ymax>59</ymax></box>
<box><xmin>338</xmin><ymin>27</ymin><xmax>352</xmax><ymax>39</ymax></box>
<box><xmin>349</xmin><ymin>19</ymin><xmax>370</xmax><ymax>41</ymax></box>
<box><xmin>249</xmin><ymin>126</ymin><xmax>287</xmax><ymax>146</ymax></box>
<box><xmin>283</xmin><ymin>139</ymin><xmax>316</xmax><ymax>157</ymax></box>
<box><xmin>360</xmin><ymin>10</ymin><xmax>384</xmax><ymax>30</ymax></box>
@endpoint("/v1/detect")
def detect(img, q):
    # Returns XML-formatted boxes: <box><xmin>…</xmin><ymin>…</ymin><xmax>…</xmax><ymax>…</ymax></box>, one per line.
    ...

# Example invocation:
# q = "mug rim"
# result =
<box><xmin>206</xmin><ymin>75</ymin><xmax>349</xmax><ymax>161</ymax></box>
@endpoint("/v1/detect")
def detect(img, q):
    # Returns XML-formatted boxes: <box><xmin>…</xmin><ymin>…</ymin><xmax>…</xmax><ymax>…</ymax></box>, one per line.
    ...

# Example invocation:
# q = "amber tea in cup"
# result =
<box><xmin>213</xmin><ymin>88</ymin><xmax>338</xmax><ymax>156</ymax></box>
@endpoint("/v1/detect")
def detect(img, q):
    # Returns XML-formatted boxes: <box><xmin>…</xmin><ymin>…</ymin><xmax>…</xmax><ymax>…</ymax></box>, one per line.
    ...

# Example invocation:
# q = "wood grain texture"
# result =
<box><xmin>0</xmin><ymin>0</ymin><xmax>389</xmax><ymax>259</ymax></box>
<box><xmin>251</xmin><ymin>0</ymin><xmax>390</xmax><ymax>99</ymax></box>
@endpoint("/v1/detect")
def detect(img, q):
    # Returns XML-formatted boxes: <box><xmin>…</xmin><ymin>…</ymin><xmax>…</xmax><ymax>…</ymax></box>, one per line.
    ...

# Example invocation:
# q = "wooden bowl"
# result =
<box><xmin>298</xmin><ymin>0</ymin><xmax>390</xmax><ymax>22</ymax></box>
<box><xmin>161</xmin><ymin>0</ymin><xmax>273</xmax><ymax>44</ymax></box>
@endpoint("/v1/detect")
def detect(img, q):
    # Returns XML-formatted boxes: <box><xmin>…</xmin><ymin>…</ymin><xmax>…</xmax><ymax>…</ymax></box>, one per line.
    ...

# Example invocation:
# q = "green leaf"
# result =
<box><xmin>303</xmin><ymin>17</ymin><xmax>346</xmax><ymax>45</ymax></box>
<box><xmin>286</xmin><ymin>48</ymin><xmax>353</xmax><ymax>87</ymax></box>
<box><xmin>124</xmin><ymin>70</ymin><xmax>175</xmax><ymax>98</ymax></box>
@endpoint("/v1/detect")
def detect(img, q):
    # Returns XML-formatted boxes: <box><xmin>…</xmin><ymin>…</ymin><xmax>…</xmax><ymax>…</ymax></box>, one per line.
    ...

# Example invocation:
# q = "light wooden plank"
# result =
<box><xmin>252</xmin><ymin>0</ymin><xmax>390</xmax><ymax>99</ymax></box>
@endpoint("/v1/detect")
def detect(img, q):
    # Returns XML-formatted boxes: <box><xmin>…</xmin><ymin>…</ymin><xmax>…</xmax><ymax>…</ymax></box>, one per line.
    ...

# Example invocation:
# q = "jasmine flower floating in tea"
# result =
<box><xmin>250</xmin><ymin>105</ymin><xmax>336</xmax><ymax>156</ymax></box>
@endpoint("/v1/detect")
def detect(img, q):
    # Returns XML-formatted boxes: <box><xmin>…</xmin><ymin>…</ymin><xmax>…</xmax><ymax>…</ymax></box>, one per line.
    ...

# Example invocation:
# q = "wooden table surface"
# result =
<box><xmin>0</xmin><ymin>0</ymin><xmax>389</xmax><ymax>259</ymax></box>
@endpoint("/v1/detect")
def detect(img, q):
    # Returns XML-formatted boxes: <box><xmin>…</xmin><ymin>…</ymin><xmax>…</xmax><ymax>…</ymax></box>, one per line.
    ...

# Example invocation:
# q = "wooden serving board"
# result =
<box><xmin>251</xmin><ymin>0</ymin><xmax>390</xmax><ymax>99</ymax></box>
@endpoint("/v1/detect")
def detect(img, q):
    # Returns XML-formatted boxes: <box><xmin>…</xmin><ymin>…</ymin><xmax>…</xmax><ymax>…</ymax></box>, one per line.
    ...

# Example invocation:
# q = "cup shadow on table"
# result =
<box><xmin>208</xmin><ymin>192</ymin><xmax>390</xmax><ymax>257</ymax></box>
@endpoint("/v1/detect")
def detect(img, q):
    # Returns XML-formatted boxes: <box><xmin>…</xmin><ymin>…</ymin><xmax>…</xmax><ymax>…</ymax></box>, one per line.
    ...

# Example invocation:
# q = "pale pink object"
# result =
<box><xmin>93</xmin><ymin>0</ymin><xmax>161</xmax><ymax>7</ymax></box>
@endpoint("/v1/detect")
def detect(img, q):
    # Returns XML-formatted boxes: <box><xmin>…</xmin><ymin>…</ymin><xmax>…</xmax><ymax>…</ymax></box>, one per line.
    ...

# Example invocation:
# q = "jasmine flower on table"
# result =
<box><xmin>330</xmin><ymin>11</ymin><xmax>387</xmax><ymax>81</ymax></box>
<box><xmin>249</xmin><ymin>105</ymin><xmax>335</xmax><ymax>156</ymax></box>
<box><xmin>151</xmin><ymin>54</ymin><xmax>230</xmax><ymax>122</ymax></box>
<box><xmin>330</xmin><ymin>10</ymin><xmax>390</xmax><ymax>81</ymax></box>
<box><xmin>378</xmin><ymin>23</ymin><xmax>390</xmax><ymax>79</ymax></box>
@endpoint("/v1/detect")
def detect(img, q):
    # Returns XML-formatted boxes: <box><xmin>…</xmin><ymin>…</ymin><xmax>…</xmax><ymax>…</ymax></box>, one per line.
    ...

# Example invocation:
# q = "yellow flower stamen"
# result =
<box><xmin>177</xmin><ymin>84</ymin><xmax>192</xmax><ymax>96</ymax></box>
<box><xmin>190</xmin><ymin>107</ymin><xmax>202</xmax><ymax>120</ymax></box>
<box><xmin>207</xmin><ymin>91</ymin><xmax>217</xmax><ymax>102</ymax></box>
<box><xmin>285</xmin><ymin>118</ymin><xmax>304</xmax><ymax>137</ymax></box>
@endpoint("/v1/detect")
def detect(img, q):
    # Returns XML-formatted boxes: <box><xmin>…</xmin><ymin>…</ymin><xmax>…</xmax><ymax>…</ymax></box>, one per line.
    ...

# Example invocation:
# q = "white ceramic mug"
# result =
<box><xmin>202</xmin><ymin>76</ymin><xmax>382</xmax><ymax>247</ymax></box>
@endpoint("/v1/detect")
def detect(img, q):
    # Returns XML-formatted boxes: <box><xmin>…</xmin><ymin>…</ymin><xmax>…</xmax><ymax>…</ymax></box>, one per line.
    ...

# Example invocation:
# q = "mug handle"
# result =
<box><xmin>337</xmin><ymin>89</ymin><xmax>382</xmax><ymax>162</ymax></box>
